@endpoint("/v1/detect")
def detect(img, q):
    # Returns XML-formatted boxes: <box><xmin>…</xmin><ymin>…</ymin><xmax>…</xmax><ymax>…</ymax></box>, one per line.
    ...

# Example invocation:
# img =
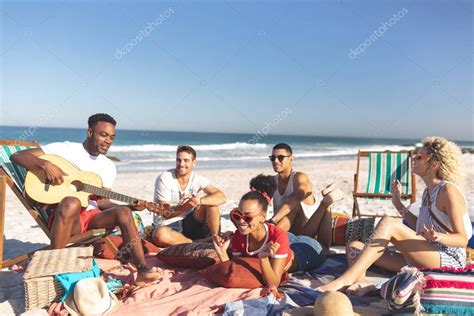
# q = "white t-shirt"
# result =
<box><xmin>42</xmin><ymin>141</ymin><xmax>117</xmax><ymax>209</ymax></box>
<box><xmin>153</xmin><ymin>169</ymin><xmax>210</xmax><ymax>227</ymax></box>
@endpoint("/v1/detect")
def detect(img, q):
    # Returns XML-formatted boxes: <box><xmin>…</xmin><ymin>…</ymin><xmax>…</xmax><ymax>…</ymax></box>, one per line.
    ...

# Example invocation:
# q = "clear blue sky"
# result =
<box><xmin>1</xmin><ymin>0</ymin><xmax>472</xmax><ymax>140</ymax></box>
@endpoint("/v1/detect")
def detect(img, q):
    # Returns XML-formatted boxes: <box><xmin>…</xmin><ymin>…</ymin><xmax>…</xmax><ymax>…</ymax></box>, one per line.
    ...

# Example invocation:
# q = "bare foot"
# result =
<box><xmin>321</xmin><ymin>183</ymin><xmax>337</xmax><ymax>196</ymax></box>
<box><xmin>316</xmin><ymin>277</ymin><xmax>349</xmax><ymax>292</ymax></box>
<box><xmin>135</xmin><ymin>266</ymin><xmax>162</xmax><ymax>286</ymax></box>
<box><xmin>322</xmin><ymin>188</ymin><xmax>344</xmax><ymax>205</ymax></box>
<box><xmin>346</xmin><ymin>281</ymin><xmax>376</xmax><ymax>297</ymax></box>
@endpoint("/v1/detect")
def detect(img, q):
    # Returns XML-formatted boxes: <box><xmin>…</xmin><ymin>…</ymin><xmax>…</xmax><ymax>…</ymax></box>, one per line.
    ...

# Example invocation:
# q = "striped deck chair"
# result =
<box><xmin>0</xmin><ymin>140</ymin><xmax>117</xmax><ymax>268</ymax></box>
<box><xmin>352</xmin><ymin>150</ymin><xmax>416</xmax><ymax>218</ymax></box>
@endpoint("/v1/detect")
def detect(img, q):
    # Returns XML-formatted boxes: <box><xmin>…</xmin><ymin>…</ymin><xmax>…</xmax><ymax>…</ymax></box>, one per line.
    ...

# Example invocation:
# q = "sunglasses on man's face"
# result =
<box><xmin>230</xmin><ymin>208</ymin><xmax>262</xmax><ymax>224</ymax></box>
<box><xmin>269</xmin><ymin>155</ymin><xmax>291</xmax><ymax>162</ymax></box>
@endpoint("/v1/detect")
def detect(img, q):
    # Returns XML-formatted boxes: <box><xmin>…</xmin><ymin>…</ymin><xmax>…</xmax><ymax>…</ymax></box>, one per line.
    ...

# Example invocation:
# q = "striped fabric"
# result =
<box><xmin>380</xmin><ymin>266</ymin><xmax>424</xmax><ymax>313</ymax></box>
<box><xmin>0</xmin><ymin>144</ymin><xmax>50</xmax><ymax>223</ymax></box>
<box><xmin>421</xmin><ymin>264</ymin><xmax>474</xmax><ymax>314</ymax></box>
<box><xmin>416</xmin><ymin>182</ymin><xmax>467</xmax><ymax>269</ymax></box>
<box><xmin>365</xmin><ymin>152</ymin><xmax>411</xmax><ymax>198</ymax></box>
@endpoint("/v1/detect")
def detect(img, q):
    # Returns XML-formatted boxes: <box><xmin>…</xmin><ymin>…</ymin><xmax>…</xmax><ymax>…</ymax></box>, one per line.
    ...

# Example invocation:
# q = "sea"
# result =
<box><xmin>2</xmin><ymin>126</ymin><xmax>473</xmax><ymax>173</ymax></box>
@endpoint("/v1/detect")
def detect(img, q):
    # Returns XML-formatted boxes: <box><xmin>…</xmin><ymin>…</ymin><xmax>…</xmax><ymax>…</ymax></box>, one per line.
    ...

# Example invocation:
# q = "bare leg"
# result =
<box><xmin>300</xmin><ymin>188</ymin><xmax>344</xmax><ymax>252</ymax></box>
<box><xmin>345</xmin><ymin>241</ymin><xmax>406</xmax><ymax>296</ymax></box>
<box><xmin>152</xmin><ymin>226</ymin><xmax>192</xmax><ymax>247</ymax></box>
<box><xmin>50</xmin><ymin>197</ymin><xmax>82</xmax><ymax>249</ymax></box>
<box><xmin>88</xmin><ymin>206</ymin><xmax>161</xmax><ymax>285</ymax></box>
<box><xmin>289</xmin><ymin>207</ymin><xmax>307</xmax><ymax>235</ymax></box>
<box><xmin>318</xmin><ymin>216</ymin><xmax>440</xmax><ymax>292</ymax></box>
<box><xmin>194</xmin><ymin>205</ymin><xmax>221</xmax><ymax>236</ymax></box>
<box><xmin>276</xmin><ymin>205</ymin><xmax>306</xmax><ymax>233</ymax></box>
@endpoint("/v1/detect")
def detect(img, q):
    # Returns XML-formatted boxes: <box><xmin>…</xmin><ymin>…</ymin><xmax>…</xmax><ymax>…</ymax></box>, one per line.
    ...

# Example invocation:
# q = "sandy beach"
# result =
<box><xmin>3</xmin><ymin>155</ymin><xmax>473</xmax><ymax>260</ymax></box>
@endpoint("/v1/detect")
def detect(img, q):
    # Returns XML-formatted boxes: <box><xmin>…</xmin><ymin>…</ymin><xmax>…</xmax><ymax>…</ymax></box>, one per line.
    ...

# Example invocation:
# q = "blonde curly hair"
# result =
<box><xmin>422</xmin><ymin>136</ymin><xmax>465</xmax><ymax>187</ymax></box>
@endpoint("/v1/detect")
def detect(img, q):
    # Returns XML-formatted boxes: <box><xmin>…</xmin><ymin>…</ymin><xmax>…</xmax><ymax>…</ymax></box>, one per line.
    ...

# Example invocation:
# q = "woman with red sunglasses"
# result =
<box><xmin>214</xmin><ymin>187</ymin><xmax>326</xmax><ymax>288</ymax></box>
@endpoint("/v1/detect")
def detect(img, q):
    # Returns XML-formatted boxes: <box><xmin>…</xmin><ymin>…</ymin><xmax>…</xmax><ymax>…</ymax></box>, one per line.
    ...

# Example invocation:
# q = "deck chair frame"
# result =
<box><xmin>353</xmin><ymin>150</ymin><xmax>416</xmax><ymax>218</ymax></box>
<box><xmin>0</xmin><ymin>140</ymin><xmax>118</xmax><ymax>269</ymax></box>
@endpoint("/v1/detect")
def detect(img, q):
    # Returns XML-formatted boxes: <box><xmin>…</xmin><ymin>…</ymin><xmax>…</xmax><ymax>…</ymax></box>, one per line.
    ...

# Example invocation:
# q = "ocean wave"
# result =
<box><xmin>114</xmin><ymin>144</ymin><xmax>414</xmax><ymax>164</ymax></box>
<box><xmin>295</xmin><ymin>145</ymin><xmax>413</xmax><ymax>158</ymax></box>
<box><xmin>109</xmin><ymin>142</ymin><xmax>268</xmax><ymax>153</ymax></box>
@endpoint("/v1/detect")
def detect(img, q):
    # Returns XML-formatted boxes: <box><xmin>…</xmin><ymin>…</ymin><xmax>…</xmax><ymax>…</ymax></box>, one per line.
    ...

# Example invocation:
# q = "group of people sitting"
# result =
<box><xmin>11</xmin><ymin>113</ymin><xmax>471</xmax><ymax>296</ymax></box>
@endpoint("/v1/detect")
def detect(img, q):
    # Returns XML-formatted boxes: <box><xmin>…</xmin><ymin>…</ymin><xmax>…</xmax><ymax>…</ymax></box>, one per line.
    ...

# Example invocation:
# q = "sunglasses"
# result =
<box><xmin>269</xmin><ymin>155</ymin><xmax>291</xmax><ymax>162</ymax></box>
<box><xmin>413</xmin><ymin>154</ymin><xmax>427</xmax><ymax>161</ymax></box>
<box><xmin>230</xmin><ymin>208</ymin><xmax>263</xmax><ymax>223</ymax></box>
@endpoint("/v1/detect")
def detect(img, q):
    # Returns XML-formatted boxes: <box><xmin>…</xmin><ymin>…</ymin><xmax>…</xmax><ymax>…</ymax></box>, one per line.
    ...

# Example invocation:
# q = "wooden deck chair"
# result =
<box><xmin>0</xmin><ymin>140</ymin><xmax>118</xmax><ymax>268</ymax></box>
<box><xmin>352</xmin><ymin>150</ymin><xmax>416</xmax><ymax>218</ymax></box>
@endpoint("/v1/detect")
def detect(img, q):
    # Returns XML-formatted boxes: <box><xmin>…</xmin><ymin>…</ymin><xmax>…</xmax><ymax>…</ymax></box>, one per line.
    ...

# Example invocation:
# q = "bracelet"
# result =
<box><xmin>267</xmin><ymin>219</ymin><xmax>277</xmax><ymax>225</ymax></box>
<box><xmin>399</xmin><ymin>206</ymin><xmax>409</xmax><ymax>216</ymax></box>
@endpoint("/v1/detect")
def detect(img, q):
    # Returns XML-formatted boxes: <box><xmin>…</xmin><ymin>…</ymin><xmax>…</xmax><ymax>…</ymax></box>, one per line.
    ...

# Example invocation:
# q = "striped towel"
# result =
<box><xmin>421</xmin><ymin>264</ymin><xmax>474</xmax><ymax>314</ymax></box>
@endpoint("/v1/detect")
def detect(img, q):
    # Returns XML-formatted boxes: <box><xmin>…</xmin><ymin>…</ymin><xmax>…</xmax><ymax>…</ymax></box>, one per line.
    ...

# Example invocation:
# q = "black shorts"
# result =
<box><xmin>181</xmin><ymin>211</ymin><xmax>211</xmax><ymax>240</ymax></box>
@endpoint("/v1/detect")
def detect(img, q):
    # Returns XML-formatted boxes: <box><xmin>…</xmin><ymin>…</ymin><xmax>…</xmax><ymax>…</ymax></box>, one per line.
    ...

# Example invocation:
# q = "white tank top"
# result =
<box><xmin>273</xmin><ymin>170</ymin><xmax>297</xmax><ymax>214</ymax></box>
<box><xmin>416</xmin><ymin>180</ymin><xmax>472</xmax><ymax>237</ymax></box>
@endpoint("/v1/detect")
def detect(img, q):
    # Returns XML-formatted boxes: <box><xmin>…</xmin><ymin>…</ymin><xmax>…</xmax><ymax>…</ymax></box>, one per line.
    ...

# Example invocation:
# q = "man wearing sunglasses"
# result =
<box><xmin>151</xmin><ymin>145</ymin><xmax>226</xmax><ymax>247</ymax></box>
<box><xmin>268</xmin><ymin>143</ymin><xmax>343</xmax><ymax>249</ymax></box>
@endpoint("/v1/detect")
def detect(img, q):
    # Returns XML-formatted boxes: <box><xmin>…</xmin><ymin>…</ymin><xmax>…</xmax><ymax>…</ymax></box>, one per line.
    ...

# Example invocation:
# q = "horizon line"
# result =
<box><xmin>1</xmin><ymin>124</ymin><xmax>472</xmax><ymax>144</ymax></box>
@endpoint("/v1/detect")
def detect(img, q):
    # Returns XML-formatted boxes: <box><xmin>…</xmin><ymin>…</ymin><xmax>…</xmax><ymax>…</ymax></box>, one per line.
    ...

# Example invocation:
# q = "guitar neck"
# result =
<box><xmin>82</xmin><ymin>183</ymin><xmax>137</xmax><ymax>204</ymax></box>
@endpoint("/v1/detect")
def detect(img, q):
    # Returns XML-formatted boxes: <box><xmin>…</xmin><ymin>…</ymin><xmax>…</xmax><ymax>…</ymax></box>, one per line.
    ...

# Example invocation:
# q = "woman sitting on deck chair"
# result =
<box><xmin>318</xmin><ymin>136</ymin><xmax>472</xmax><ymax>296</ymax></box>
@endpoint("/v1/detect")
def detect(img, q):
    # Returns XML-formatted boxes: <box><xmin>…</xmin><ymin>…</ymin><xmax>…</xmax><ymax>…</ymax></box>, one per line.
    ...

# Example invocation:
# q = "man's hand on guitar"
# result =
<box><xmin>143</xmin><ymin>202</ymin><xmax>172</xmax><ymax>218</ymax></box>
<box><xmin>41</xmin><ymin>160</ymin><xmax>68</xmax><ymax>185</ymax></box>
<box><xmin>130</xmin><ymin>199</ymin><xmax>147</xmax><ymax>211</ymax></box>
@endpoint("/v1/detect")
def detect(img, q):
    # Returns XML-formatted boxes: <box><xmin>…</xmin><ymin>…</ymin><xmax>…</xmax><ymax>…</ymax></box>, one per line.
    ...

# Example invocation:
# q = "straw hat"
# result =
<box><xmin>64</xmin><ymin>278</ymin><xmax>118</xmax><ymax>316</ymax></box>
<box><xmin>314</xmin><ymin>291</ymin><xmax>354</xmax><ymax>316</ymax></box>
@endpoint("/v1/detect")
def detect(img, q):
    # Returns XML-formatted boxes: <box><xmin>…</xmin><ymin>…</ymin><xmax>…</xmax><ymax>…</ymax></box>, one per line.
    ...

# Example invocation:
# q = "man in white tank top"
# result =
<box><xmin>269</xmin><ymin>143</ymin><xmax>343</xmax><ymax>252</ymax></box>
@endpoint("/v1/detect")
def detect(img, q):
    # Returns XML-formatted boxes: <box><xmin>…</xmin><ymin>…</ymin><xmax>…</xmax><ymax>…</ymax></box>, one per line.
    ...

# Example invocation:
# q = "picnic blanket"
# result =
<box><xmin>94</xmin><ymin>257</ymin><xmax>264</xmax><ymax>315</ymax></box>
<box><xmin>223</xmin><ymin>254</ymin><xmax>394</xmax><ymax>315</ymax></box>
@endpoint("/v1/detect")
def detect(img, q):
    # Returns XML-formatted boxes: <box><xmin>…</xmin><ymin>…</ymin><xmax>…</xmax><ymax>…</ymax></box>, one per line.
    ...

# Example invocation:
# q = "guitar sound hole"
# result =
<box><xmin>71</xmin><ymin>180</ymin><xmax>84</xmax><ymax>192</ymax></box>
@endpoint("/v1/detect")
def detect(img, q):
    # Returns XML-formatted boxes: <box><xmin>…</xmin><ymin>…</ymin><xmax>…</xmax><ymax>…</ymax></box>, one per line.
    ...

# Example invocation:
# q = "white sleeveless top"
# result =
<box><xmin>416</xmin><ymin>180</ymin><xmax>472</xmax><ymax>237</ymax></box>
<box><xmin>273</xmin><ymin>170</ymin><xmax>297</xmax><ymax>214</ymax></box>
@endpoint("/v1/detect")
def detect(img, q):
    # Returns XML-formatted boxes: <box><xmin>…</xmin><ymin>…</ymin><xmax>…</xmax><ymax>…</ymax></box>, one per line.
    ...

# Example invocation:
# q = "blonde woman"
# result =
<box><xmin>318</xmin><ymin>137</ymin><xmax>471</xmax><ymax>295</ymax></box>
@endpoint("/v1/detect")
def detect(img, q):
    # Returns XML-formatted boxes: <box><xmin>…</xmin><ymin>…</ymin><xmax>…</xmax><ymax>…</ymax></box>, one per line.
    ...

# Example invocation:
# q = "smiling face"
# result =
<box><xmin>413</xmin><ymin>146</ymin><xmax>435</xmax><ymax>177</ymax></box>
<box><xmin>271</xmin><ymin>148</ymin><xmax>293</xmax><ymax>173</ymax></box>
<box><xmin>175</xmin><ymin>151</ymin><xmax>196</xmax><ymax>177</ymax></box>
<box><xmin>233</xmin><ymin>199</ymin><xmax>266</xmax><ymax>235</ymax></box>
<box><xmin>87</xmin><ymin>121</ymin><xmax>115</xmax><ymax>155</ymax></box>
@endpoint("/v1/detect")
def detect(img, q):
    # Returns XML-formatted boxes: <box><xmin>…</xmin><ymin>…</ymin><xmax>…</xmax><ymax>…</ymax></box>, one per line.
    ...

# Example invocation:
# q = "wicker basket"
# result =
<box><xmin>24</xmin><ymin>246</ymin><xmax>93</xmax><ymax>310</ymax></box>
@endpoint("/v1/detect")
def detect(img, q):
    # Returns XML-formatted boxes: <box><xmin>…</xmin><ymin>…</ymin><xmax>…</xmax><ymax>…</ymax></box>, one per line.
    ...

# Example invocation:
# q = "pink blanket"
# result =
<box><xmin>96</xmin><ymin>257</ymin><xmax>263</xmax><ymax>315</ymax></box>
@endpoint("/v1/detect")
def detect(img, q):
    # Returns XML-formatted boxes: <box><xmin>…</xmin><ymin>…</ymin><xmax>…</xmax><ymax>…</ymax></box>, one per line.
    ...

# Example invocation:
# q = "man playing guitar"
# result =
<box><xmin>11</xmin><ymin>113</ymin><xmax>161</xmax><ymax>285</ymax></box>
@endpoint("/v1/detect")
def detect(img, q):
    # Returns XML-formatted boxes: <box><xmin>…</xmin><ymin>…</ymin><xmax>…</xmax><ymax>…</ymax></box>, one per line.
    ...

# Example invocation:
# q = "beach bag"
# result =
<box><xmin>331</xmin><ymin>213</ymin><xmax>375</xmax><ymax>246</ymax></box>
<box><xmin>380</xmin><ymin>266</ymin><xmax>425</xmax><ymax>314</ymax></box>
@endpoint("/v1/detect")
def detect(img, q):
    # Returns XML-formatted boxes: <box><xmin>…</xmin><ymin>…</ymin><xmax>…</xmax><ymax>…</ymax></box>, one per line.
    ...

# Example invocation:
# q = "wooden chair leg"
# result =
<box><xmin>103</xmin><ymin>236</ymin><xmax>119</xmax><ymax>257</ymax></box>
<box><xmin>352</xmin><ymin>196</ymin><xmax>360</xmax><ymax>218</ymax></box>
<box><xmin>0</xmin><ymin>176</ymin><xmax>6</xmax><ymax>268</ymax></box>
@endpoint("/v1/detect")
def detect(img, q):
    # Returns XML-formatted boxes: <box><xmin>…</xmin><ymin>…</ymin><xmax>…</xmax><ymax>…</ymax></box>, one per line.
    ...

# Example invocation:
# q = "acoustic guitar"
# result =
<box><xmin>24</xmin><ymin>154</ymin><xmax>170</xmax><ymax>216</ymax></box>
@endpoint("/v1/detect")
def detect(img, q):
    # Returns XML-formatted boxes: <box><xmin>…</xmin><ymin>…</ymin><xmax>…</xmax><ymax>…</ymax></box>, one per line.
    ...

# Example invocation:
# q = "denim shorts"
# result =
<box><xmin>288</xmin><ymin>232</ymin><xmax>326</xmax><ymax>272</ymax></box>
<box><xmin>179</xmin><ymin>210</ymin><xmax>210</xmax><ymax>240</ymax></box>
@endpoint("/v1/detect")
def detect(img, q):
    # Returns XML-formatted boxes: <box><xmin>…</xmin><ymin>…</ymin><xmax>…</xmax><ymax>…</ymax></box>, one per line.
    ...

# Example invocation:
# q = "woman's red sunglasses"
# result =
<box><xmin>230</xmin><ymin>208</ymin><xmax>263</xmax><ymax>223</ymax></box>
